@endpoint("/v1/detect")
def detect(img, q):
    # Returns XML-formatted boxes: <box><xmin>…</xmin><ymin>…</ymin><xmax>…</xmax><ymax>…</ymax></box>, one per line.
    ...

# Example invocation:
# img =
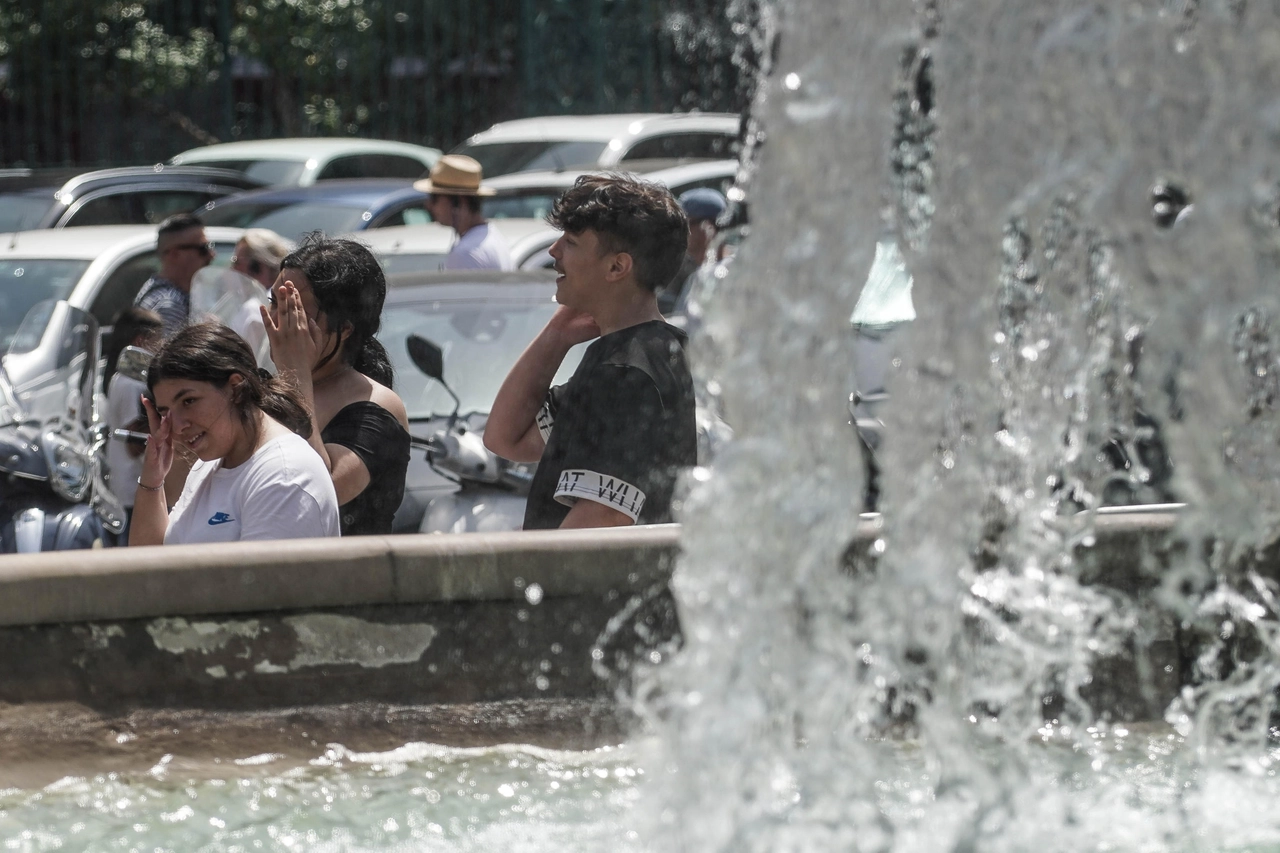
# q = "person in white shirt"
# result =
<box><xmin>128</xmin><ymin>323</ymin><xmax>340</xmax><ymax>545</ymax></box>
<box><xmin>228</xmin><ymin>228</ymin><xmax>293</xmax><ymax>366</ymax></box>
<box><xmin>414</xmin><ymin>154</ymin><xmax>514</xmax><ymax>270</ymax></box>
<box><xmin>104</xmin><ymin>307</ymin><xmax>164</xmax><ymax>521</ymax></box>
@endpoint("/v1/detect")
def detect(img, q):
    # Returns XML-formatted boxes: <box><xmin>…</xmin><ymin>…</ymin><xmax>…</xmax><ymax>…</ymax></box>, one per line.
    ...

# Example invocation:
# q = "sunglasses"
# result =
<box><xmin>170</xmin><ymin>241</ymin><xmax>213</xmax><ymax>256</ymax></box>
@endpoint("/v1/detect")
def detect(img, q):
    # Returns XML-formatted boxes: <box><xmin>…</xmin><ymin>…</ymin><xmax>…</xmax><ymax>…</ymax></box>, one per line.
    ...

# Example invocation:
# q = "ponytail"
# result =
<box><xmin>354</xmin><ymin>337</ymin><xmax>395</xmax><ymax>389</ymax></box>
<box><xmin>253</xmin><ymin>371</ymin><xmax>313</xmax><ymax>438</ymax></box>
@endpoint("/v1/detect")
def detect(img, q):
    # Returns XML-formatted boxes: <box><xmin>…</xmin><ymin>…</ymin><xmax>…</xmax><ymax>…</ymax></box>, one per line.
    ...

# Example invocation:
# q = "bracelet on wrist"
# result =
<box><xmin>136</xmin><ymin>477</ymin><xmax>163</xmax><ymax>492</ymax></box>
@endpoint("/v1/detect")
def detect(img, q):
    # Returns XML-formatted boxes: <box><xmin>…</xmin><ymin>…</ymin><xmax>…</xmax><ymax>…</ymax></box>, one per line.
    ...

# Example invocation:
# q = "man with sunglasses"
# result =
<box><xmin>133</xmin><ymin>213</ymin><xmax>214</xmax><ymax>339</ymax></box>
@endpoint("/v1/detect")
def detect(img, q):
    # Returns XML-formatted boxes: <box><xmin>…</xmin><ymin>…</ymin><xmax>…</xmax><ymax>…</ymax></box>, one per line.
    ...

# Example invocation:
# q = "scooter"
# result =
<box><xmin>0</xmin><ymin>300</ymin><xmax>126</xmax><ymax>552</ymax></box>
<box><xmin>398</xmin><ymin>334</ymin><xmax>532</xmax><ymax>533</ymax></box>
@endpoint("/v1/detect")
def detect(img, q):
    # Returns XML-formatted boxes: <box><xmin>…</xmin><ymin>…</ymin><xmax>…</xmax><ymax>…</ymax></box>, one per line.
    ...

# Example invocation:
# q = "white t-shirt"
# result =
<box><xmin>229</xmin><ymin>298</ymin><xmax>274</xmax><ymax>370</ymax></box>
<box><xmin>165</xmin><ymin>432</ymin><xmax>340</xmax><ymax>544</ymax></box>
<box><xmin>444</xmin><ymin>222</ymin><xmax>514</xmax><ymax>271</ymax></box>
<box><xmin>105</xmin><ymin>372</ymin><xmax>147</xmax><ymax>509</ymax></box>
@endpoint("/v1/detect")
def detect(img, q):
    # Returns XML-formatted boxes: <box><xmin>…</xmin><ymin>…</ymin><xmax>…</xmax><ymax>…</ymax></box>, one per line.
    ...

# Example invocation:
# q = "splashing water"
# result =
<box><xmin>638</xmin><ymin>1</ymin><xmax>1280</xmax><ymax>850</ymax></box>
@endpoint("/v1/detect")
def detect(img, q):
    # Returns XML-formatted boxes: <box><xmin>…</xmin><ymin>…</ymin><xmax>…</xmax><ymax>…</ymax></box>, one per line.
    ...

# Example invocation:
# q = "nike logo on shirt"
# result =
<box><xmin>207</xmin><ymin>512</ymin><xmax>235</xmax><ymax>525</ymax></box>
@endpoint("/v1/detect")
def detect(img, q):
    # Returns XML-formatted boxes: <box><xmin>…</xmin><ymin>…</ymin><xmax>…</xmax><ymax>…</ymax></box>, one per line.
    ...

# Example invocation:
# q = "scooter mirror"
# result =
<box><xmin>406</xmin><ymin>334</ymin><xmax>445</xmax><ymax>381</ymax></box>
<box><xmin>115</xmin><ymin>346</ymin><xmax>151</xmax><ymax>384</ymax></box>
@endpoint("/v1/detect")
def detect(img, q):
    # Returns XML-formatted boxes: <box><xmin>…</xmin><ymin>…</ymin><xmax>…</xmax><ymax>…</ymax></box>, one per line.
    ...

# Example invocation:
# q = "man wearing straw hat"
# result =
<box><xmin>414</xmin><ymin>154</ymin><xmax>514</xmax><ymax>270</ymax></box>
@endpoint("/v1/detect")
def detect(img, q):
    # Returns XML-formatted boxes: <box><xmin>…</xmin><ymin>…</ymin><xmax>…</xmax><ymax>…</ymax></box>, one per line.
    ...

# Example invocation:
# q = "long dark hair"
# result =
<box><xmin>147</xmin><ymin>323</ymin><xmax>312</xmax><ymax>439</ymax></box>
<box><xmin>280</xmin><ymin>234</ymin><xmax>394</xmax><ymax>388</ymax></box>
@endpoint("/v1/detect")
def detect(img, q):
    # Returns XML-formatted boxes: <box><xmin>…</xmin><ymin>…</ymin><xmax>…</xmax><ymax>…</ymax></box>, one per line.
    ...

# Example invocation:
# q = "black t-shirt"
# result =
<box><xmin>321</xmin><ymin>401</ymin><xmax>411</xmax><ymax>535</ymax></box>
<box><xmin>523</xmin><ymin>321</ymin><xmax>697</xmax><ymax>530</ymax></box>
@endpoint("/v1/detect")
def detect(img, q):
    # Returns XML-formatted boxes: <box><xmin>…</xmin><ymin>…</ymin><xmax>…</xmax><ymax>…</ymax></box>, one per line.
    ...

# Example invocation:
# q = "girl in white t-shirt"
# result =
<box><xmin>128</xmin><ymin>323</ymin><xmax>341</xmax><ymax>545</ymax></box>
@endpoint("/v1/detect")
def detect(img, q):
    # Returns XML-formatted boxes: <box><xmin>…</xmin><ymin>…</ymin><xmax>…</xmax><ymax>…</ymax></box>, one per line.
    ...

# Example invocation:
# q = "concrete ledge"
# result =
<box><xmin>0</xmin><ymin>524</ymin><xmax>682</xmax><ymax>628</ymax></box>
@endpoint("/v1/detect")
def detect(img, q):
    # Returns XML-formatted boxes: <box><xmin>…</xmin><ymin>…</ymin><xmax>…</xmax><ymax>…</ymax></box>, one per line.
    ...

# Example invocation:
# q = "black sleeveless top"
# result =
<box><xmin>321</xmin><ymin>401</ymin><xmax>411</xmax><ymax>536</ymax></box>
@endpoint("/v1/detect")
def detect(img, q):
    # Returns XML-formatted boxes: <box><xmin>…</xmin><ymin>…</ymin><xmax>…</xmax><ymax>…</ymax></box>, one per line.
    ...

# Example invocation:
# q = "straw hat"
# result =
<box><xmin>413</xmin><ymin>154</ymin><xmax>495</xmax><ymax>196</ymax></box>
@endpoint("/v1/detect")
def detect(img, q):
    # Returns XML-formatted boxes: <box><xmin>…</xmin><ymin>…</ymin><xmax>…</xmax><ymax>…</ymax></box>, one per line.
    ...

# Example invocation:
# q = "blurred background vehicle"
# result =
<box><xmin>0</xmin><ymin>166</ymin><xmax>265</xmax><ymax>233</ymax></box>
<box><xmin>452</xmin><ymin>113</ymin><xmax>740</xmax><ymax>177</ymax></box>
<box><xmin>481</xmin><ymin>158</ymin><xmax>741</xmax><ymax>222</ymax></box>
<box><xmin>0</xmin><ymin>225</ymin><xmax>243</xmax><ymax>409</ymax></box>
<box><xmin>197</xmin><ymin>179</ymin><xmax>430</xmax><ymax>241</ymax></box>
<box><xmin>169</xmin><ymin>138</ymin><xmax>442</xmax><ymax>187</ymax></box>
<box><xmin>349</xmin><ymin>218</ymin><xmax>561</xmax><ymax>274</ymax></box>
<box><xmin>378</xmin><ymin>269</ymin><xmax>588</xmax><ymax>533</ymax></box>
<box><xmin>0</xmin><ymin>301</ymin><xmax>126</xmax><ymax>551</ymax></box>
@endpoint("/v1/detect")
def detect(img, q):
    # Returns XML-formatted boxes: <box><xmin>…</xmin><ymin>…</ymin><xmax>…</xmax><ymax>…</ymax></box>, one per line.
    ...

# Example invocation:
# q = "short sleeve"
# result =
<box><xmin>552</xmin><ymin>366</ymin><xmax>668</xmax><ymax>522</ymax></box>
<box><xmin>537</xmin><ymin>383</ymin><xmax>567</xmax><ymax>444</ymax></box>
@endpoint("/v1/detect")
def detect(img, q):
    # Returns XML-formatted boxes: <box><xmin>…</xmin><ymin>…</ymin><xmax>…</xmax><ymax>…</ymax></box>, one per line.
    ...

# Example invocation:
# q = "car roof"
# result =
<box><xmin>481</xmin><ymin>158</ymin><xmax>739</xmax><ymax>193</ymax></box>
<box><xmin>202</xmin><ymin>179</ymin><xmax>425</xmax><ymax>207</ymax></box>
<box><xmin>461</xmin><ymin>113</ymin><xmax>740</xmax><ymax>145</ymax></box>
<box><xmin>385</xmin><ymin>268</ymin><xmax>557</xmax><ymax>295</ymax></box>
<box><xmin>171</xmin><ymin>137</ymin><xmax>442</xmax><ymax>163</ymax></box>
<box><xmin>0</xmin><ymin>225</ymin><xmax>244</xmax><ymax>260</ymax></box>
<box><xmin>57</xmin><ymin>165</ymin><xmax>267</xmax><ymax>194</ymax></box>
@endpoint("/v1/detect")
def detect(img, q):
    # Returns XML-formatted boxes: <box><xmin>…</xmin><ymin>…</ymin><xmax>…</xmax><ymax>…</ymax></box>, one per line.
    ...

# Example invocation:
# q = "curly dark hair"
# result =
<box><xmin>147</xmin><ymin>323</ymin><xmax>311</xmax><ymax>439</ymax></box>
<box><xmin>280</xmin><ymin>234</ymin><xmax>394</xmax><ymax>388</ymax></box>
<box><xmin>547</xmin><ymin>174</ymin><xmax>688</xmax><ymax>291</ymax></box>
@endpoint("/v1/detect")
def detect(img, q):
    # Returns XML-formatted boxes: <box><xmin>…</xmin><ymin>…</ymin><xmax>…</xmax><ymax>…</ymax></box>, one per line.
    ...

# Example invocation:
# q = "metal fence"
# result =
<box><xmin>0</xmin><ymin>0</ymin><xmax>756</xmax><ymax>168</ymax></box>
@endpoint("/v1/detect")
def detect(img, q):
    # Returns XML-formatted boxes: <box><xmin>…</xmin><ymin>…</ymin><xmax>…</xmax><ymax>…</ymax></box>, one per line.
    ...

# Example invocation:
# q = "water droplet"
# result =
<box><xmin>524</xmin><ymin>583</ymin><xmax>544</xmax><ymax>605</ymax></box>
<box><xmin>783</xmin><ymin>72</ymin><xmax>801</xmax><ymax>90</ymax></box>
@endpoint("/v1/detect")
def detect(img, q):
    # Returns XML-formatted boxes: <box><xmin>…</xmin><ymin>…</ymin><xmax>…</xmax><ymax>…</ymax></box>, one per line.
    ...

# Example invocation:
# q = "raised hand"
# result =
<box><xmin>547</xmin><ymin>304</ymin><xmax>601</xmax><ymax>346</ymax></box>
<box><xmin>262</xmin><ymin>281</ymin><xmax>324</xmax><ymax>382</ymax></box>
<box><xmin>139</xmin><ymin>395</ymin><xmax>174</xmax><ymax>484</ymax></box>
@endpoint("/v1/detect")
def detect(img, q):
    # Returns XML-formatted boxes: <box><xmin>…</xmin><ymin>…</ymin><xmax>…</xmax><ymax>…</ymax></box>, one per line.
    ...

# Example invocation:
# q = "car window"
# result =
<box><xmin>485</xmin><ymin>193</ymin><xmax>559</xmax><ymax>221</ymax></box>
<box><xmin>317</xmin><ymin>154</ymin><xmax>429</xmax><ymax>181</ymax></box>
<box><xmin>380</xmin><ymin>297</ymin><xmax>586</xmax><ymax>419</ymax></box>
<box><xmin>0</xmin><ymin>193</ymin><xmax>56</xmax><ymax>231</ymax></box>
<box><xmin>0</xmin><ymin>259</ymin><xmax>89</xmax><ymax>351</ymax></box>
<box><xmin>137</xmin><ymin>191</ymin><xmax>220</xmax><ymax>224</ymax></box>
<box><xmin>62</xmin><ymin>194</ymin><xmax>136</xmax><ymax>227</ymax></box>
<box><xmin>203</xmin><ymin>202</ymin><xmax>370</xmax><ymax>242</ymax></box>
<box><xmin>90</xmin><ymin>251</ymin><xmax>159</xmax><ymax>327</ymax></box>
<box><xmin>621</xmin><ymin>132</ymin><xmax>735</xmax><ymax>162</ymax></box>
<box><xmin>453</xmin><ymin>141</ymin><xmax>608</xmax><ymax>177</ymax></box>
<box><xmin>192</xmin><ymin>159</ymin><xmax>306</xmax><ymax>186</ymax></box>
<box><xmin>370</xmin><ymin>199</ymin><xmax>430</xmax><ymax>229</ymax></box>
<box><xmin>63</xmin><ymin>190</ymin><xmax>219</xmax><ymax>227</ymax></box>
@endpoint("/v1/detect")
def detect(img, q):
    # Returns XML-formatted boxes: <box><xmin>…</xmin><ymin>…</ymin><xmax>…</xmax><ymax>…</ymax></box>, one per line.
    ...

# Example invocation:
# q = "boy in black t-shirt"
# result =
<box><xmin>485</xmin><ymin>175</ymin><xmax>697</xmax><ymax>529</ymax></box>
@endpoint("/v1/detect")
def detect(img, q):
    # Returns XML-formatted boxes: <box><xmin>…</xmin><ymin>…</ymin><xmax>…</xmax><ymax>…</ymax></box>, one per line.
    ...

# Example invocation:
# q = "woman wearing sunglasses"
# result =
<box><xmin>263</xmin><ymin>235</ymin><xmax>411</xmax><ymax>537</ymax></box>
<box><xmin>129</xmin><ymin>323</ymin><xmax>341</xmax><ymax>545</ymax></box>
<box><xmin>133</xmin><ymin>213</ymin><xmax>214</xmax><ymax>340</ymax></box>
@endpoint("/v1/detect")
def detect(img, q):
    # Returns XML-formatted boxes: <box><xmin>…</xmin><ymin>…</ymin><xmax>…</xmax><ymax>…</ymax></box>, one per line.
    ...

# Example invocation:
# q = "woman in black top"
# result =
<box><xmin>263</xmin><ymin>235</ymin><xmax>410</xmax><ymax>535</ymax></box>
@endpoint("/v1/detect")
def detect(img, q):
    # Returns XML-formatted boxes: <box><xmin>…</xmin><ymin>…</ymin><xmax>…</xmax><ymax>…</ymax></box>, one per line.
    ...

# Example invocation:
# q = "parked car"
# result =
<box><xmin>379</xmin><ymin>269</ymin><xmax>588</xmax><ymax>532</ymax></box>
<box><xmin>169</xmin><ymin>138</ymin><xmax>441</xmax><ymax>187</ymax></box>
<box><xmin>0</xmin><ymin>225</ymin><xmax>244</xmax><ymax>414</ymax></box>
<box><xmin>198</xmin><ymin>179</ymin><xmax>432</xmax><ymax>241</ymax></box>
<box><xmin>452</xmin><ymin>113</ymin><xmax>740</xmax><ymax>177</ymax></box>
<box><xmin>348</xmin><ymin>218</ymin><xmax>562</xmax><ymax>275</ymax></box>
<box><xmin>480</xmin><ymin>158</ymin><xmax>742</xmax><ymax>222</ymax></box>
<box><xmin>0</xmin><ymin>166</ymin><xmax>265</xmax><ymax>233</ymax></box>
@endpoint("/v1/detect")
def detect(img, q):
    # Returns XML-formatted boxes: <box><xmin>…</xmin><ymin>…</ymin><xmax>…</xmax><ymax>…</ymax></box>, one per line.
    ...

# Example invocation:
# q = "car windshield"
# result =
<box><xmin>453</xmin><ymin>141</ymin><xmax>608</xmax><ymax>177</ymax></box>
<box><xmin>380</xmin><ymin>295</ymin><xmax>586</xmax><ymax>420</ymax></box>
<box><xmin>0</xmin><ymin>260</ymin><xmax>90</xmax><ymax>351</ymax></box>
<box><xmin>0</xmin><ymin>194</ymin><xmax>56</xmax><ymax>232</ymax></box>
<box><xmin>191</xmin><ymin>159</ymin><xmax>307</xmax><ymax>186</ymax></box>
<box><xmin>484</xmin><ymin>192</ymin><xmax>559</xmax><ymax>221</ymax></box>
<box><xmin>202</xmin><ymin>202</ymin><xmax>370</xmax><ymax>242</ymax></box>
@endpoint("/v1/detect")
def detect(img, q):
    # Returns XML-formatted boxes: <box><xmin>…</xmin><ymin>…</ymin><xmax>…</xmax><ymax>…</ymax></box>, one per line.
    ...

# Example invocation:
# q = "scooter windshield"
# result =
<box><xmin>2</xmin><ymin>299</ymin><xmax>99</xmax><ymax>427</ymax></box>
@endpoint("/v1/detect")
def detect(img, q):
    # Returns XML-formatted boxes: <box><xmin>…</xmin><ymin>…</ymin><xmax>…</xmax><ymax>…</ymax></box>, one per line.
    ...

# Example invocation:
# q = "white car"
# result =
<box><xmin>347</xmin><ymin>218</ymin><xmax>562</xmax><ymax>275</ymax></box>
<box><xmin>452</xmin><ymin>113</ymin><xmax>740</xmax><ymax>177</ymax></box>
<box><xmin>169</xmin><ymin>138</ymin><xmax>442</xmax><ymax>187</ymax></box>
<box><xmin>480</xmin><ymin>159</ymin><xmax>741</xmax><ymax>222</ymax></box>
<box><xmin>0</xmin><ymin>225</ymin><xmax>244</xmax><ymax>417</ymax></box>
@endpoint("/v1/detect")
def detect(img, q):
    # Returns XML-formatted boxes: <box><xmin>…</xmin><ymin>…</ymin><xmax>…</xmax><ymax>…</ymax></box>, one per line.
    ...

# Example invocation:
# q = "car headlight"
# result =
<box><xmin>43</xmin><ymin>431</ymin><xmax>91</xmax><ymax>502</ymax></box>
